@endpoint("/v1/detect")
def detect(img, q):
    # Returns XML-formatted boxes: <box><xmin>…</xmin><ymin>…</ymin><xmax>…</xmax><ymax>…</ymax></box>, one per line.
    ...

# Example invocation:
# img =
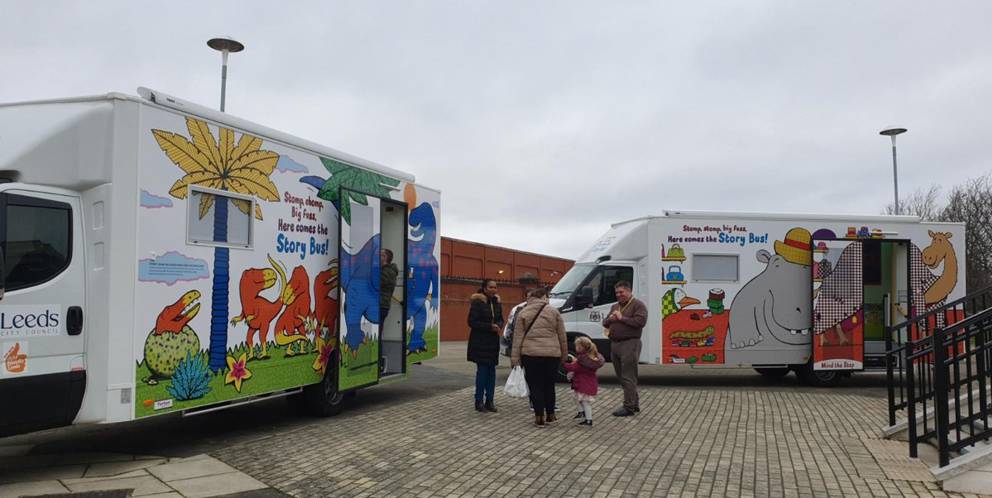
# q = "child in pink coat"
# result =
<box><xmin>562</xmin><ymin>336</ymin><xmax>605</xmax><ymax>426</ymax></box>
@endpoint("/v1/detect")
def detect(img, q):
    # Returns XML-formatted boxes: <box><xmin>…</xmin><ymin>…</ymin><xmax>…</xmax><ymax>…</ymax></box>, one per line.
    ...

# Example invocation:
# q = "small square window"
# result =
<box><xmin>187</xmin><ymin>187</ymin><xmax>253</xmax><ymax>248</ymax></box>
<box><xmin>692</xmin><ymin>254</ymin><xmax>738</xmax><ymax>282</ymax></box>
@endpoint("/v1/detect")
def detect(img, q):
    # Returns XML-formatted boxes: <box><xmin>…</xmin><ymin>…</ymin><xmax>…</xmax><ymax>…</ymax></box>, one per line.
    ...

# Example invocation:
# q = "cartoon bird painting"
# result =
<box><xmin>662</xmin><ymin>288</ymin><xmax>701</xmax><ymax>318</ymax></box>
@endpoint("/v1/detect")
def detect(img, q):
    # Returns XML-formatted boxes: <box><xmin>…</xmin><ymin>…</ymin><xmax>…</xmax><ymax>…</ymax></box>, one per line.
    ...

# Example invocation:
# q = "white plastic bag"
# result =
<box><xmin>503</xmin><ymin>366</ymin><xmax>529</xmax><ymax>398</ymax></box>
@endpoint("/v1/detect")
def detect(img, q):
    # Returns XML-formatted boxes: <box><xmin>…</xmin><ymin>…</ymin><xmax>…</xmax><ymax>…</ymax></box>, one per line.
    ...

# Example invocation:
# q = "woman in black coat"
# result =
<box><xmin>467</xmin><ymin>279</ymin><xmax>504</xmax><ymax>412</ymax></box>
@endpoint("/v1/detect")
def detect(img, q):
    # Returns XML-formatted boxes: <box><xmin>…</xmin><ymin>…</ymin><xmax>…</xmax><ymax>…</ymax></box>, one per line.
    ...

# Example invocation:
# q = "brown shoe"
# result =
<box><xmin>534</xmin><ymin>415</ymin><xmax>545</xmax><ymax>428</ymax></box>
<box><xmin>545</xmin><ymin>413</ymin><xmax>558</xmax><ymax>425</ymax></box>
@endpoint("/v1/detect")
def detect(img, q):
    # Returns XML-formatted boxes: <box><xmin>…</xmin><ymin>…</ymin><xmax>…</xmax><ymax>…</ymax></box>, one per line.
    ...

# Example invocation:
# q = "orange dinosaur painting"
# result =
<box><xmin>154</xmin><ymin>290</ymin><xmax>201</xmax><ymax>335</ymax></box>
<box><xmin>274</xmin><ymin>265</ymin><xmax>315</xmax><ymax>356</ymax></box>
<box><xmin>231</xmin><ymin>255</ymin><xmax>286</xmax><ymax>359</ymax></box>
<box><xmin>923</xmin><ymin>230</ymin><xmax>958</xmax><ymax>306</ymax></box>
<box><xmin>313</xmin><ymin>263</ymin><xmax>339</xmax><ymax>334</ymax></box>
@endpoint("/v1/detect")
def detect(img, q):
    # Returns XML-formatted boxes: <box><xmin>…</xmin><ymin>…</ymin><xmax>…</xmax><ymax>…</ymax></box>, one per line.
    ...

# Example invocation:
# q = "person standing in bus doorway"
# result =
<box><xmin>467</xmin><ymin>279</ymin><xmax>504</xmax><ymax>412</ymax></box>
<box><xmin>602</xmin><ymin>281</ymin><xmax>648</xmax><ymax>417</ymax></box>
<box><xmin>379</xmin><ymin>249</ymin><xmax>399</xmax><ymax>327</ymax></box>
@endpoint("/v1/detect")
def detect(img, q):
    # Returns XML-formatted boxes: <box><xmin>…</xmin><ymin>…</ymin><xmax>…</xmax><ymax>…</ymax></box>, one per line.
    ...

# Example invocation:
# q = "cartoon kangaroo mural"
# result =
<box><xmin>406</xmin><ymin>200</ymin><xmax>439</xmax><ymax>354</ymax></box>
<box><xmin>273</xmin><ymin>265</ymin><xmax>315</xmax><ymax>356</ymax></box>
<box><xmin>725</xmin><ymin>228</ymin><xmax>812</xmax><ymax>364</ymax></box>
<box><xmin>231</xmin><ymin>255</ymin><xmax>286</xmax><ymax>359</ymax></box>
<box><xmin>923</xmin><ymin>230</ymin><xmax>958</xmax><ymax>306</ymax></box>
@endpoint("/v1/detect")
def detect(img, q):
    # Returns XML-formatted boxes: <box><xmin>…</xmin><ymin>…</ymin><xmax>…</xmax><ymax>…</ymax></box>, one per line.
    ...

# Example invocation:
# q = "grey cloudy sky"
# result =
<box><xmin>2</xmin><ymin>1</ymin><xmax>990</xmax><ymax>259</ymax></box>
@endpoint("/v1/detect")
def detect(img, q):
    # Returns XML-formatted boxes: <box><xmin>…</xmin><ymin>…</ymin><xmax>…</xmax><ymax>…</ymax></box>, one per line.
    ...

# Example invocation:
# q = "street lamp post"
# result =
<box><xmin>207</xmin><ymin>37</ymin><xmax>245</xmax><ymax>112</ymax></box>
<box><xmin>880</xmin><ymin>128</ymin><xmax>908</xmax><ymax>215</ymax></box>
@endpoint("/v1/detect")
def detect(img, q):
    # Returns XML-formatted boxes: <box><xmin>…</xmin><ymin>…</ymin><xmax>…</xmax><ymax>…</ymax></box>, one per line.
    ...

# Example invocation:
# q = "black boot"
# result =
<box><xmin>475</xmin><ymin>400</ymin><xmax>485</xmax><ymax>412</ymax></box>
<box><xmin>484</xmin><ymin>400</ymin><xmax>498</xmax><ymax>412</ymax></box>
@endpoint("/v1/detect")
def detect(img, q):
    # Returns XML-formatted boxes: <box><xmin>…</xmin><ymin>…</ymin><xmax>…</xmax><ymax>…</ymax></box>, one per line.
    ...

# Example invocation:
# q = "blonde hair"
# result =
<box><xmin>574</xmin><ymin>336</ymin><xmax>599</xmax><ymax>361</ymax></box>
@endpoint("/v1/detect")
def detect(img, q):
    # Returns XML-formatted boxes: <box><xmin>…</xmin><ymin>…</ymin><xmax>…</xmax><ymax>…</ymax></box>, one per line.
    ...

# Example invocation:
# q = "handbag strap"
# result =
<box><xmin>521</xmin><ymin>303</ymin><xmax>548</xmax><ymax>339</ymax></box>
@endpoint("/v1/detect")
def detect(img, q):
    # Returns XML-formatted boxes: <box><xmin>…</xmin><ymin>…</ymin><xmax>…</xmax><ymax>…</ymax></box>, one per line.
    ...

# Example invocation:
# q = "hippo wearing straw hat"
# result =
<box><xmin>725</xmin><ymin>227</ymin><xmax>813</xmax><ymax>364</ymax></box>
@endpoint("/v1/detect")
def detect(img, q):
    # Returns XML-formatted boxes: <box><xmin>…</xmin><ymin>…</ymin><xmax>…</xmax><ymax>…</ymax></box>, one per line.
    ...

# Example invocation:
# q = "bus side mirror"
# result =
<box><xmin>573</xmin><ymin>286</ymin><xmax>594</xmax><ymax>309</ymax></box>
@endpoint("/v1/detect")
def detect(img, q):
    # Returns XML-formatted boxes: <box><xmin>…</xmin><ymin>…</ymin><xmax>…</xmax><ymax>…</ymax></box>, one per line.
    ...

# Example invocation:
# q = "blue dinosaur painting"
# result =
<box><xmin>339</xmin><ymin>232</ymin><xmax>382</xmax><ymax>353</ymax></box>
<box><xmin>303</xmin><ymin>169</ymin><xmax>440</xmax><ymax>358</ymax></box>
<box><xmin>407</xmin><ymin>202</ymin><xmax>439</xmax><ymax>353</ymax></box>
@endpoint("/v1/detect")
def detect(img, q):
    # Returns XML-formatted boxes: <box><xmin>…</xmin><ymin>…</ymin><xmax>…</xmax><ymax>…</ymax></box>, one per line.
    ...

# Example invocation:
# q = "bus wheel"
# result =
<box><xmin>303</xmin><ymin>352</ymin><xmax>346</xmax><ymax>416</ymax></box>
<box><xmin>794</xmin><ymin>364</ymin><xmax>841</xmax><ymax>387</ymax></box>
<box><xmin>754</xmin><ymin>367</ymin><xmax>790</xmax><ymax>379</ymax></box>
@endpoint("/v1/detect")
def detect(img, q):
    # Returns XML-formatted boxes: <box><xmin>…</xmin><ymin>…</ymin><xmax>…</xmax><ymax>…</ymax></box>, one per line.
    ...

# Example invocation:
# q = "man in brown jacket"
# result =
<box><xmin>602</xmin><ymin>281</ymin><xmax>648</xmax><ymax>417</ymax></box>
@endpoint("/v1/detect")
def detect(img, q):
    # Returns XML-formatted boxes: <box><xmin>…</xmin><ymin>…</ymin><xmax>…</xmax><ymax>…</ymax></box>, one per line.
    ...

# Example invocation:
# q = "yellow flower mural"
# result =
<box><xmin>224</xmin><ymin>353</ymin><xmax>253</xmax><ymax>392</ymax></box>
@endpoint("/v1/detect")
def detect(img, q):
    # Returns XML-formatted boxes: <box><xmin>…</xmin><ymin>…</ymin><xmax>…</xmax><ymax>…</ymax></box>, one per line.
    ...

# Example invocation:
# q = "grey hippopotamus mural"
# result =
<box><xmin>725</xmin><ymin>228</ymin><xmax>813</xmax><ymax>365</ymax></box>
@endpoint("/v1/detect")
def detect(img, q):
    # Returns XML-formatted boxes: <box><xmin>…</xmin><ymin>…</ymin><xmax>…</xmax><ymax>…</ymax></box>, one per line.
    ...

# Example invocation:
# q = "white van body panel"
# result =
<box><xmin>559</xmin><ymin>212</ymin><xmax>967</xmax><ymax>369</ymax></box>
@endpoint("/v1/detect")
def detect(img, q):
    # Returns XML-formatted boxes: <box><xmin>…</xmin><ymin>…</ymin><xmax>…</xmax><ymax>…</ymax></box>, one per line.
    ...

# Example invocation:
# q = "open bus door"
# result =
<box><xmin>338</xmin><ymin>190</ymin><xmax>382</xmax><ymax>391</ymax></box>
<box><xmin>812</xmin><ymin>237</ymin><xmax>912</xmax><ymax>371</ymax></box>
<box><xmin>812</xmin><ymin>238</ymin><xmax>864</xmax><ymax>370</ymax></box>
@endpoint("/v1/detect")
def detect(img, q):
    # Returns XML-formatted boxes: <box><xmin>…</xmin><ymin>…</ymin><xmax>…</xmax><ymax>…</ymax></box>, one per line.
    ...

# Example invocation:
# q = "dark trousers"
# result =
<box><xmin>475</xmin><ymin>363</ymin><xmax>496</xmax><ymax>402</ymax></box>
<box><xmin>522</xmin><ymin>355</ymin><xmax>559</xmax><ymax>417</ymax></box>
<box><xmin>611</xmin><ymin>339</ymin><xmax>641</xmax><ymax>410</ymax></box>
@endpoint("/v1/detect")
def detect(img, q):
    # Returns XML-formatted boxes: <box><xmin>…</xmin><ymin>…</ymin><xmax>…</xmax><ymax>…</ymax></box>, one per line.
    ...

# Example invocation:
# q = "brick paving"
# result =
<box><xmin>213</xmin><ymin>383</ymin><xmax>986</xmax><ymax>497</ymax></box>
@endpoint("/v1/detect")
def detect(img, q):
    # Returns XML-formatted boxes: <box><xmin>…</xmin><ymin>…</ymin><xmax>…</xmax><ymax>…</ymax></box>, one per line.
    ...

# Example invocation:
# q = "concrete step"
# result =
<box><xmin>933</xmin><ymin>443</ymin><xmax>992</xmax><ymax>494</ymax></box>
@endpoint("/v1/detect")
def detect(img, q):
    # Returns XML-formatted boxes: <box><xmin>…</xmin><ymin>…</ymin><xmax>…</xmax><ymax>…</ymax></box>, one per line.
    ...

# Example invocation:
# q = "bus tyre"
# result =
<box><xmin>303</xmin><ymin>352</ymin><xmax>346</xmax><ymax>416</ymax></box>
<box><xmin>754</xmin><ymin>367</ymin><xmax>790</xmax><ymax>379</ymax></box>
<box><xmin>794</xmin><ymin>363</ymin><xmax>841</xmax><ymax>387</ymax></box>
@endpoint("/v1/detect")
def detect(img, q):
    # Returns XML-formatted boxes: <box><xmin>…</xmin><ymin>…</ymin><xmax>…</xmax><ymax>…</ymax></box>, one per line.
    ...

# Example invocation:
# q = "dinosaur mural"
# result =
<box><xmin>406</xmin><ymin>198</ymin><xmax>440</xmax><ymax>354</ymax></box>
<box><xmin>231</xmin><ymin>256</ymin><xmax>286</xmax><ymax>359</ymax></box>
<box><xmin>340</xmin><ymin>234</ymin><xmax>382</xmax><ymax>355</ymax></box>
<box><xmin>273</xmin><ymin>265</ymin><xmax>315</xmax><ymax>356</ymax></box>
<box><xmin>313</xmin><ymin>263</ymin><xmax>340</xmax><ymax>334</ymax></box>
<box><xmin>142</xmin><ymin>290</ymin><xmax>202</xmax><ymax>385</ymax></box>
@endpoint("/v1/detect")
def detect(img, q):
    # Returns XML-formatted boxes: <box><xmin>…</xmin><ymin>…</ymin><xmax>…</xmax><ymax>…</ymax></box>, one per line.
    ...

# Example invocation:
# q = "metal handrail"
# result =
<box><xmin>902</xmin><ymin>307</ymin><xmax>992</xmax><ymax>467</ymax></box>
<box><xmin>886</xmin><ymin>286</ymin><xmax>992</xmax><ymax>427</ymax></box>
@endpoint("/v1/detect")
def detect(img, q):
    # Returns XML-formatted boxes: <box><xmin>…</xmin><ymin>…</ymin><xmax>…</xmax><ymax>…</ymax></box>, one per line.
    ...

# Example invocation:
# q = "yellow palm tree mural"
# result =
<box><xmin>152</xmin><ymin>117</ymin><xmax>280</xmax><ymax>372</ymax></box>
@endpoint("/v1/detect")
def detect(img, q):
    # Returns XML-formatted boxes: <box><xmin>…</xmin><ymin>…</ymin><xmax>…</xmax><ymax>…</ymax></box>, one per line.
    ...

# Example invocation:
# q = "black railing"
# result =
<box><xmin>886</xmin><ymin>286</ymin><xmax>992</xmax><ymax>427</ymax></box>
<box><xmin>903</xmin><ymin>307</ymin><xmax>992</xmax><ymax>467</ymax></box>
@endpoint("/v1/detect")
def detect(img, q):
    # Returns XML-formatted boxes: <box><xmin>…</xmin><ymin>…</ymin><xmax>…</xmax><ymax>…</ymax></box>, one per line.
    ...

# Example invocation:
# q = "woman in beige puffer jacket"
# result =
<box><xmin>511</xmin><ymin>287</ymin><xmax>568</xmax><ymax>427</ymax></box>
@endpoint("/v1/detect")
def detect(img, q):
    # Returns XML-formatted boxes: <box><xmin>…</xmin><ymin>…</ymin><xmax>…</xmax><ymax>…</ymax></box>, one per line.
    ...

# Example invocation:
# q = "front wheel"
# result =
<box><xmin>303</xmin><ymin>352</ymin><xmax>347</xmax><ymax>416</ymax></box>
<box><xmin>794</xmin><ymin>363</ymin><xmax>841</xmax><ymax>387</ymax></box>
